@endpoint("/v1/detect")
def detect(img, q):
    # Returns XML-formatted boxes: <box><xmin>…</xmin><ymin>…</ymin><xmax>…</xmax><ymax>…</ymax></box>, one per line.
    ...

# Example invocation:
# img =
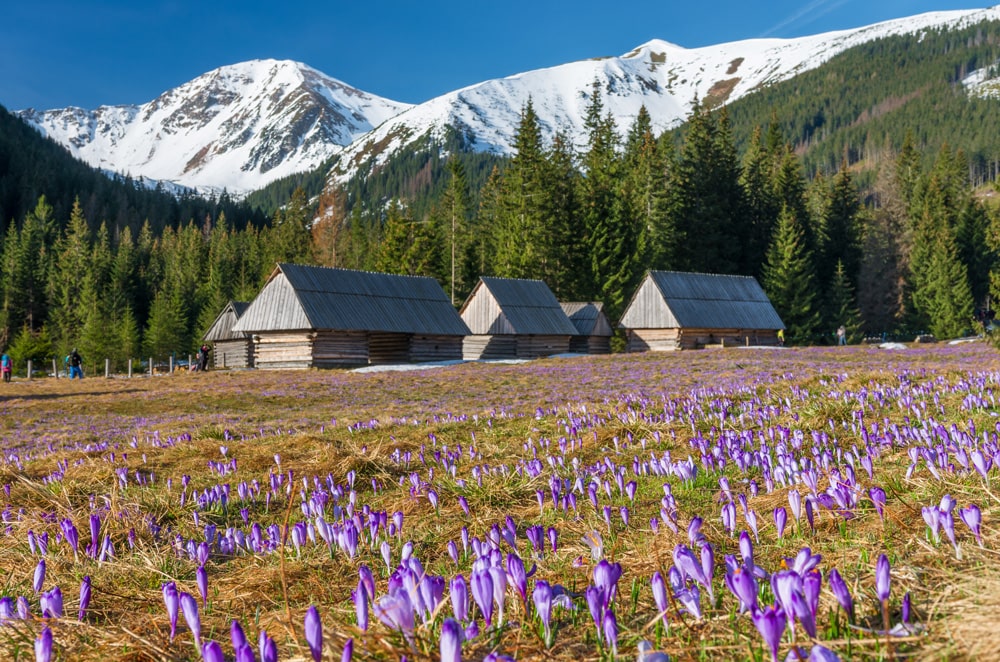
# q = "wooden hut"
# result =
<box><xmin>202</xmin><ymin>300</ymin><xmax>254</xmax><ymax>368</ymax></box>
<box><xmin>619</xmin><ymin>271</ymin><xmax>784</xmax><ymax>351</ymax></box>
<box><xmin>561</xmin><ymin>302</ymin><xmax>613</xmax><ymax>354</ymax></box>
<box><xmin>232</xmin><ymin>264</ymin><xmax>469</xmax><ymax>369</ymax></box>
<box><xmin>460</xmin><ymin>277</ymin><xmax>579</xmax><ymax>359</ymax></box>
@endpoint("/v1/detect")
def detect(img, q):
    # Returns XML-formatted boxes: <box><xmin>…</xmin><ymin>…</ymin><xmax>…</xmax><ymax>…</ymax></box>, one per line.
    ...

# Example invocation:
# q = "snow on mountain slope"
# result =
<box><xmin>15</xmin><ymin>7</ymin><xmax>1000</xmax><ymax>194</ymax></box>
<box><xmin>331</xmin><ymin>6</ymin><xmax>1000</xmax><ymax>180</ymax></box>
<box><xmin>18</xmin><ymin>60</ymin><xmax>412</xmax><ymax>194</ymax></box>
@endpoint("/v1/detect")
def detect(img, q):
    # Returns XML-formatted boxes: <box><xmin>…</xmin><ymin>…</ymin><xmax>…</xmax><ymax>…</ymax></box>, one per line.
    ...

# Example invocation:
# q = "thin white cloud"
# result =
<box><xmin>761</xmin><ymin>0</ymin><xmax>853</xmax><ymax>37</ymax></box>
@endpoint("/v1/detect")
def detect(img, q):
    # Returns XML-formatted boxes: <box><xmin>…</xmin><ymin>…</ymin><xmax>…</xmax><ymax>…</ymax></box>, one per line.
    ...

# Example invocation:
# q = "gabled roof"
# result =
<box><xmin>460</xmin><ymin>277</ymin><xmax>579</xmax><ymax>336</ymax></box>
<box><xmin>561</xmin><ymin>302</ymin><xmax>613</xmax><ymax>337</ymax></box>
<box><xmin>619</xmin><ymin>271</ymin><xmax>785</xmax><ymax>330</ymax></box>
<box><xmin>233</xmin><ymin>264</ymin><xmax>470</xmax><ymax>336</ymax></box>
<box><xmin>203</xmin><ymin>301</ymin><xmax>251</xmax><ymax>342</ymax></box>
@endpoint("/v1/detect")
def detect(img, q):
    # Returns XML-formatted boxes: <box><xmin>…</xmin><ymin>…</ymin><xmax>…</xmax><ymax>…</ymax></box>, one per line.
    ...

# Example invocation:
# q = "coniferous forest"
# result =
<box><xmin>3</xmin><ymin>21</ymin><xmax>1000</xmax><ymax>367</ymax></box>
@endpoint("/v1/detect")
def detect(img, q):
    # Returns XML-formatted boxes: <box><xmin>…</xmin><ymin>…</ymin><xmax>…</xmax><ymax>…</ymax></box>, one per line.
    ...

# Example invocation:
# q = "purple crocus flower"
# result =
<box><xmin>774</xmin><ymin>507</ymin><xmax>788</xmax><ymax>539</ymax></box>
<box><xmin>259</xmin><ymin>630</ymin><xmax>278</xmax><ymax>662</ymax></box>
<box><xmin>441</xmin><ymin>617</ymin><xmax>463</xmax><ymax>662</ymax></box>
<box><xmin>79</xmin><ymin>576</ymin><xmax>92</xmax><ymax>622</ymax></box>
<box><xmin>450</xmin><ymin>575</ymin><xmax>469</xmax><ymax>624</ymax></box>
<box><xmin>585</xmin><ymin>586</ymin><xmax>604</xmax><ymax>637</ymax></box>
<box><xmin>197</xmin><ymin>565</ymin><xmax>209</xmax><ymax>606</ymax></box>
<box><xmin>34</xmin><ymin>626</ymin><xmax>53</xmax><ymax>662</ymax></box>
<box><xmin>304</xmin><ymin>605</ymin><xmax>323</xmax><ymax>662</ymax></box>
<box><xmin>875</xmin><ymin>554</ymin><xmax>891</xmax><ymax>603</ymax></box>
<box><xmin>675</xmin><ymin>584</ymin><xmax>702</xmax><ymax>619</ymax></box>
<box><xmin>180</xmin><ymin>591</ymin><xmax>201</xmax><ymax>649</ymax></box>
<box><xmin>17</xmin><ymin>596</ymin><xmax>30</xmax><ymax>620</ymax></box>
<box><xmin>751</xmin><ymin>605</ymin><xmax>787</xmax><ymax>662</ymax></box>
<box><xmin>726</xmin><ymin>567</ymin><xmax>758</xmax><ymax>613</ymax></box>
<box><xmin>827</xmin><ymin>568</ymin><xmax>853</xmax><ymax>620</ymax></box>
<box><xmin>40</xmin><ymin>586</ymin><xmax>63</xmax><ymax>618</ymax></box>
<box><xmin>355</xmin><ymin>579</ymin><xmax>369</xmax><ymax>631</ymax></box>
<box><xmin>902</xmin><ymin>591</ymin><xmax>912</xmax><ymax>623</ymax></box>
<box><xmin>506</xmin><ymin>553</ymin><xmax>529</xmax><ymax>606</ymax></box>
<box><xmin>342</xmin><ymin>638</ymin><xmax>354</xmax><ymax>662</ymax></box>
<box><xmin>959</xmin><ymin>504</ymin><xmax>983</xmax><ymax>546</ymax></box>
<box><xmin>163</xmin><ymin>582</ymin><xmax>180</xmax><ymax>641</ymax></box>
<box><xmin>651</xmin><ymin>572</ymin><xmax>669</xmax><ymax>625</ymax></box>
<box><xmin>231</xmin><ymin>620</ymin><xmax>248</xmax><ymax>651</ymax></box>
<box><xmin>235</xmin><ymin>643</ymin><xmax>255</xmax><ymax>662</ymax></box>
<box><xmin>33</xmin><ymin>559</ymin><xmax>45</xmax><ymax>593</ymax></box>
<box><xmin>868</xmin><ymin>487</ymin><xmax>886</xmax><ymax>522</ymax></box>
<box><xmin>374</xmin><ymin>591</ymin><xmax>415</xmax><ymax>635</ymax></box>
<box><xmin>533</xmin><ymin>580</ymin><xmax>553</xmax><ymax>647</ymax></box>
<box><xmin>602</xmin><ymin>609</ymin><xmax>619</xmax><ymax>656</ymax></box>
<box><xmin>61</xmin><ymin>519</ymin><xmax>80</xmax><ymax>560</ymax></box>
<box><xmin>358</xmin><ymin>565</ymin><xmax>375</xmax><ymax>606</ymax></box>
<box><xmin>593</xmin><ymin>560</ymin><xmax>622</xmax><ymax>608</ymax></box>
<box><xmin>201</xmin><ymin>640</ymin><xmax>225</xmax><ymax>662</ymax></box>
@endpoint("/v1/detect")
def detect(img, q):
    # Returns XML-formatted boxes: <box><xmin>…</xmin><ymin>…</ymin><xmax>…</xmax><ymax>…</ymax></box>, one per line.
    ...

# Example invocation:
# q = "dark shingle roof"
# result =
<box><xmin>233</xmin><ymin>264</ymin><xmax>469</xmax><ymax>336</ymax></box>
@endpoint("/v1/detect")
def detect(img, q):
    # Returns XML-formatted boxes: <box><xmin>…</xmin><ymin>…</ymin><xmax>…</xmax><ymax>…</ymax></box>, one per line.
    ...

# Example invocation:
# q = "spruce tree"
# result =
<box><xmin>762</xmin><ymin>205</ymin><xmax>822</xmax><ymax>345</ymax></box>
<box><xmin>828</xmin><ymin>260</ymin><xmax>864</xmax><ymax>343</ymax></box>
<box><xmin>47</xmin><ymin>197</ymin><xmax>91</xmax><ymax>353</ymax></box>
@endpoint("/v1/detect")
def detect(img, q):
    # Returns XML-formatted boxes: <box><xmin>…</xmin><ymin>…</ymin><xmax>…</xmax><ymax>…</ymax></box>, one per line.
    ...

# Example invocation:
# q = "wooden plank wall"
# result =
<box><xmin>627</xmin><ymin>328</ymin><xmax>781</xmax><ymax>352</ymax></box>
<box><xmin>515</xmin><ymin>335</ymin><xmax>570</xmax><ymax>359</ymax></box>
<box><xmin>410</xmin><ymin>335</ymin><xmax>463</xmax><ymax>362</ymax></box>
<box><xmin>569</xmin><ymin>335</ymin><xmax>612</xmax><ymax>354</ymax></box>
<box><xmin>254</xmin><ymin>332</ymin><xmax>317</xmax><ymax>369</ymax></box>
<box><xmin>213</xmin><ymin>339</ymin><xmax>253</xmax><ymax>369</ymax></box>
<box><xmin>461</xmin><ymin>290</ymin><xmax>513</xmax><ymax>335</ymax></box>
<box><xmin>368</xmin><ymin>333</ymin><xmax>410</xmax><ymax>365</ymax></box>
<box><xmin>313</xmin><ymin>331</ymin><xmax>369</xmax><ymax>368</ymax></box>
<box><xmin>463</xmin><ymin>335</ymin><xmax>516</xmax><ymax>360</ymax></box>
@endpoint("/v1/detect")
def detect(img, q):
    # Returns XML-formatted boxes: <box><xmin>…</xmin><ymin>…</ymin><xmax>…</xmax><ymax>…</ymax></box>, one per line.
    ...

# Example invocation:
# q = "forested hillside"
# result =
<box><xmin>0</xmin><ymin>105</ymin><xmax>268</xmax><ymax>239</ymax></box>
<box><xmin>718</xmin><ymin>19</ymin><xmax>1000</xmax><ymax>183</ymax></box>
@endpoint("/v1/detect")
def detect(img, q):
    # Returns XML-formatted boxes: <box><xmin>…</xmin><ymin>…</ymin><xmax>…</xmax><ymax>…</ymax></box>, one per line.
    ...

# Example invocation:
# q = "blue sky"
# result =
<box><xmin>0</xmin><ymin>1</ymin><xmax>990</xmax><ymax>110</ymax></box>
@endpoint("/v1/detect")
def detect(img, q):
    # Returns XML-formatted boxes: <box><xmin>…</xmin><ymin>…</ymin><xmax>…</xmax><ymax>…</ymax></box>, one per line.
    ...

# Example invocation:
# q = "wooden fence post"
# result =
<box><xmin>149</xmin><ymin>357</ymin><xmax>153</xmax><ymax>376</ymax></box>
<box><xmin>105</xmin><ymin>358</ymin><xmax>110</xmax><ymax>378</ymax></box>
<box><xmin>128</xmin><ymin>359</ymin><xmax>133</xmax><ymax>378</ymax></box>
<box><xmin>27</xmin><ymin>359</ymin><xmax>32</xmax><ymax>380</ymax></box>
<box><xmin>169</xmin><ymin>356</ymin><xmax>174</xmax><ymax>374</ymax></box>
<box><xmin>53</xmin><ymin>358</ymin><xmax>58</xmax><ymax>378</ymax></box>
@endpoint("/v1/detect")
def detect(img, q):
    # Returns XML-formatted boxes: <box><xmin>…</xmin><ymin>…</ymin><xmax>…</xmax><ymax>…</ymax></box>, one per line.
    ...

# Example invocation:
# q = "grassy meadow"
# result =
<box><xmin>2</xmin><ymin>342</ymin><xmax>1000</xmax><ymax>661</ymax></box>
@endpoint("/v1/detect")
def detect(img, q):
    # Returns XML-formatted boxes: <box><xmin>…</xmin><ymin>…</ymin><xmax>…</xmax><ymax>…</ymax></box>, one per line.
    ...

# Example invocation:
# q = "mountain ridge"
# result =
<box><xmin>14</xmin><ymin>6</ymin><xmax>1000</xmax><ymax>195</ymax></box>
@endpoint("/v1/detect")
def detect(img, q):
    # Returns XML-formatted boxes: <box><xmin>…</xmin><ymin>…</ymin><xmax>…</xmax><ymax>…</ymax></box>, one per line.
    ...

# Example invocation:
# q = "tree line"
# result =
<box><xmin>2</xmin><ymin>85</ymin><xmax>999</xmax><ymax>368</ymax></box>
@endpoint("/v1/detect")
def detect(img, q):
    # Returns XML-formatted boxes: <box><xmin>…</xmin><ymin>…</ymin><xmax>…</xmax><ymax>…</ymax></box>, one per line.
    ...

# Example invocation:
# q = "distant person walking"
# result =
<box><xmin>68</xmin><ymin>348</ymin><xmax>84</xmax><ymax>379</ymax></box>
<box><xmin>1</xmin><ymin>352</ymin><xmax>11</xmax><ymax>383</ymax></box>
<box><xmin>198</xmin><ymin>344</ymin><xmax>210</xmax><ymax>372</ymax></box>
<box><xmin>837</xmin><ymin>325</ymin><xmax>847</xmax><ymax>346</ymax></box>
<box><xmin>777</xmin><ymin>329</ymin><xmax>785</xmax><ymax>347</ymax></box>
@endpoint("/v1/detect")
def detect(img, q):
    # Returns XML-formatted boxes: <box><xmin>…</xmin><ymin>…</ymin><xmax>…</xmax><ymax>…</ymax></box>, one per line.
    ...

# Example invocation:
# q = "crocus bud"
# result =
<box><xmin>304</xmin><ymin>605</ymin><xmax>323</xmax><ymax>662</ymax></box>
<box><xmin>79</xmin><ymin>576</ymin><xmax>92</xmax><ymax>622</ymax></box>
<box><xmin>34</xmin><ymin>625</ymin><xmax>53</xmax><ymax>662</ymax></box>
<box><xmin>440</xmin><ymin>617</ymin><xmax>463</xmax><ymax>662</ymax></box>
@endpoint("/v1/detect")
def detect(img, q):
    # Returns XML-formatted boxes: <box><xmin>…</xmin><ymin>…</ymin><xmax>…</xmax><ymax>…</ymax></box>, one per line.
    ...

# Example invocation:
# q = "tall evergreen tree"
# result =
<box><xmin>828</xmin><ymin>260</ymin><xmax>864</xmax><ymax>343</ymax></box>
<box><xmin>538</xmin><ymin>133</ymin><xmax>586</xmax><ymax>299</ymax></box>
<box><xmin>762</xmin><ymin>205</ymin><xmax>822</xmax><ymax>345</ymax></box>
<box><xmin>376</xmin><ymin>201</ymin><xmax>437</xmax><ymax>276</ymax></box>
<box><xmin>47</xmin><ymin>197</ymin><xmax>91</xmax><ymax>353</ymax></box>
<box><xmin>668</xmin><ymin>101</ymin><xmax>745</xmax><ymax>274</ymax></box>
<box><xmin>579</xmin><ymin>80</ymin><xmax>635</xmax><ymax>315</ymax></box>
<box><xmin>739</xmin><ymin>126</ymin><xmax>781</xmax><ymax>278</ymax></box>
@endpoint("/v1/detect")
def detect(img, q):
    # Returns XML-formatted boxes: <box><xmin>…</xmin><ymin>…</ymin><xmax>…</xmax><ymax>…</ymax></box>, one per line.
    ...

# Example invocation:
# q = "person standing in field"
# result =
<box><xmin>68</xmin><ymin>348</ymin><xmax>84</xmax><ymax>379</ymax></box>
<box><xmin>1</xmin><ymin>352</ymin><xmax>11</xmax><ymax>383</ymax></box>
<box><xmin>837</xmin><ymin>325</ymin><xmax>847</xmax><ymax>346</ymax></box>
<box><xmin>198</xmin><ymin>344</ymin><xmax>210</xmax><ymax>372</ymax></box>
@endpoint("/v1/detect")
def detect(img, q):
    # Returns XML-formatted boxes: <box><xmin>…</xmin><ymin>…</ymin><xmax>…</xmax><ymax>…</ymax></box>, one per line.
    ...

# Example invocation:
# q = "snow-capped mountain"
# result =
<box><xmin>17</xmin><ymin>60</ymin><xmax>412</xmax><ymax>194</ymax></box>
<box><xmin>331</xmin><ymin>6</ymin><xmax>1000</xmax><ymax>181</ymax></box>
<box><xmin>15</xmin><ymin>7</ymin><xmax>1000</xmax><ymax>195</ymax></box>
